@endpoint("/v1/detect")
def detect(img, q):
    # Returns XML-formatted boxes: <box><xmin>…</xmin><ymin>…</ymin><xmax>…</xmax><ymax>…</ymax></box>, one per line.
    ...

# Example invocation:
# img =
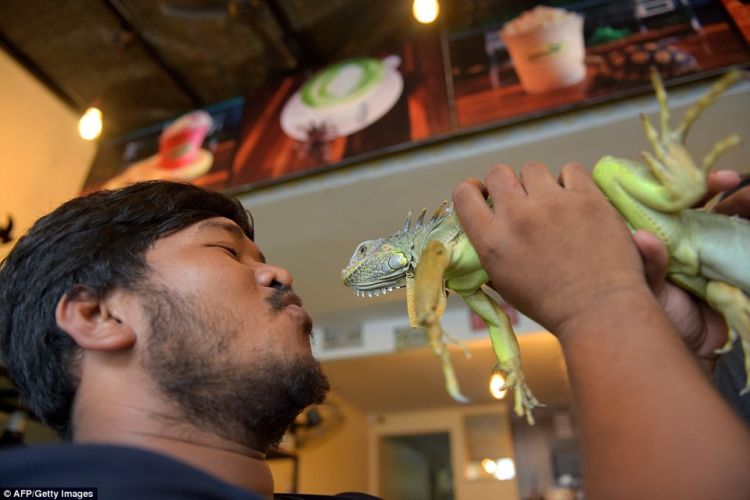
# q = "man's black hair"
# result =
<box><xmin>0</xmin><ymin>180</ymin><xmax>254</xmax><ymax>438</ymax></box>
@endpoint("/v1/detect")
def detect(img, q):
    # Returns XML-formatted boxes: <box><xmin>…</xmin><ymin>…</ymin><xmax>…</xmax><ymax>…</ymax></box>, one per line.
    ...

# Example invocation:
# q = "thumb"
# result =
<box><xmin>632</xmin><ymin>230</ymin><xmax>669</xmax><ymax>294</ymax></box>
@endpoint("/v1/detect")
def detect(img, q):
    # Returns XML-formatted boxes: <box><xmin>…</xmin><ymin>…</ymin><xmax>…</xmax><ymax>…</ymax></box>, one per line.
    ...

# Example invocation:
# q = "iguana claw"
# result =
<box><xmin>495</xmin><ymin>359</ymin><xmax>542</xmax><ymax>425</ymax></box>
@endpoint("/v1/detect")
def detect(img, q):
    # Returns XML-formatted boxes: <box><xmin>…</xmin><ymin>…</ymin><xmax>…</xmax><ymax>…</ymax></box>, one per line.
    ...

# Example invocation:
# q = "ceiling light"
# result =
<box><xmin>78</xmin><ymin>106</ymin><xmax>103</xmax><ymax>141</ymax></box>
<box><xmin>493</xmin><ymin>458</ymin><xmax>516</xmax><ymax>480</ymax></box>
<box><xmin>489</xmin><ymin>371</ymin><xmax>507</xmax><ymax>400</ymax></box>
<box><xmin>413</xmin><ymin>0</ymin><xmax>439</xmax><ymax>24</ymax></box>
<box><xmin>76</xmin><ymin>30</ymin><xmax>134</xmax><ymax>141</ymax></box>
<box><xmin>480</xmin><ymin>458</ymin><xmax>497</xmax><ymax>474</ymax></box>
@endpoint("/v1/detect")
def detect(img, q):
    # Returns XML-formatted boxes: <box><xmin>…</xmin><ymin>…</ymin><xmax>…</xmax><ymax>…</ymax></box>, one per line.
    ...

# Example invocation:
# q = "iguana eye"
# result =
<box><xmin>357</xmin><ymin>244</ymin><xmax>368</xmax><ymax>256</ymax></box>
<box><xmin>388</xmin><ymin>253</ymin><xmax>408</xmax><ymax>269</ymax></box>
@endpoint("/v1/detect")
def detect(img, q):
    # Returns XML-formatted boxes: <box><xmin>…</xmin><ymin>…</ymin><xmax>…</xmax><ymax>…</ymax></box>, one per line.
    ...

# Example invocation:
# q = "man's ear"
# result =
<box><xmin>55</xmin><ymin>286</ymin><xmax>137</xmax><ymax>351</ymax></box>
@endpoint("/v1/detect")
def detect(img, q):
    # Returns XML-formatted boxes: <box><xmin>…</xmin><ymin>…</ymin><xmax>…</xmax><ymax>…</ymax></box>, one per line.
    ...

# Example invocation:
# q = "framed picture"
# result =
<box><xmin>449</xmin><ymin>0</ymin><xmax>750</xmax><ymax>130</ymax></box>
<box><xmin>82</xmin><ymin>98</ymin><xmax>245</xmax><ymax>193</ymax></box>
<box><xmin>226</xmin><ymin>34</ymin><xmax>452</xmax><ymax>193</ymax></box>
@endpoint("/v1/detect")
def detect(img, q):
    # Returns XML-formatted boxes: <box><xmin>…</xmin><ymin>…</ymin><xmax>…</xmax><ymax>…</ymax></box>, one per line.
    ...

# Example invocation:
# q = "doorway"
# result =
<box><xmin>378</xmin><ymin>432</ymin><xmax>454</xmax><ymax>500</ymax></box>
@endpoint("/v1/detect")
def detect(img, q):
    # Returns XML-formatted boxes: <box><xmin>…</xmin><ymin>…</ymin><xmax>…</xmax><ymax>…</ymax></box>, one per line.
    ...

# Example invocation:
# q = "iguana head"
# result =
<box><xmin>341</xmin><ymin>235</ymin><xmax>414</xmax><ymax>297</ymax></box>
<box><xmin>341</xmin><ymin>202</ymin><xmax>456</xmax><ymax>298</ymax></box>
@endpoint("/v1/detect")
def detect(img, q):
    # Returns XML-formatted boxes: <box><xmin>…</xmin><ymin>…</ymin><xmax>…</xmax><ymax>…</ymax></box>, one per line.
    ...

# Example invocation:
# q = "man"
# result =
<box><xmin>452</xmin><ymin>162</ymin><xmax>750</xmax><ymax>500</ymax></box>
<box><xmin>0</xmin><ymin>181</ymin><xmax>376</xmax><ymax>499</ymax></box>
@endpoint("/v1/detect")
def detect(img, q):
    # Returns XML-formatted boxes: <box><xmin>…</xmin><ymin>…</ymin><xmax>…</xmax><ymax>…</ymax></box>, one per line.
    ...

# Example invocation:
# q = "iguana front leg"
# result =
<box><xmin>448</xmin><ymin>274</ymin><xmax>542</xmax><ymax>425</ymax></box>
<box><xmin>413</xmin><ymin>240</ymin><xmax>541</xmax><ymax>421</ymax></box>
<box><xmin>413</xmin><ymin>240</ymin><xmax>469</xmax><ymax>403</ymax></box>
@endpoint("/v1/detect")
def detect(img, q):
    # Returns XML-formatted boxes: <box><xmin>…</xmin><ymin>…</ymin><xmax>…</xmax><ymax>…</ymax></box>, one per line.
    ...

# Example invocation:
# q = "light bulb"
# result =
<box><xmin>489</xmin><ymin>371</ymin><xmax>507</xmax><ymax>400</ymax></box>
<box><xmin>78</xmin><ymin>106</ymin><xmax>103</xmax><ymax>140</ymax></box>
<box><xmin>480</xmin><ymin>458</ymin><xmax>497</xmax><ymax>474</ymax></box>
<box><xmin>494</xmin><ymin>458</ymin><xmax>516</xmax><ymax>480</ymax></box>
<box><xmin>413</xmin><ymin>0</ymin><xmax>439</xmax><ymax>24</ymax></box>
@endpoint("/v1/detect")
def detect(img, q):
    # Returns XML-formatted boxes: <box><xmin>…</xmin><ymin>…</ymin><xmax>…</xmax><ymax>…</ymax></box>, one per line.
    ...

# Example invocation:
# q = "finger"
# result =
<box><xmin>455</xmin><ymin>177</ymin><xmax>487</xmax><ymax>199</ymax></box>
<box><xmin>706</xmin><ymin>169</ymin><xmax>740</xmax><ymax>194</ymax></box>
<box><xmin>452</xmin><ymin>178</ymin><xmax>496</xmax><ymax>238</ymax></box>
<box><xmin>484</xmin><ymin>164</ymin><xmax>527</xmax><ymax>206</ymax></box>
<box><xmin>519</xmin><ymin>161</ymin><xmax>558</xmax><ymax>194</ymax></box>
<box><xmin>558</xmin><ymin>162</ymin><xmax>598</xmax><ymax>192</ymax></box>
<box><xmin>632</xmin><ymin>230</ymin><xmax>668</xmax><ymax>294</ymax></box>
<box><xmin>698</xmin><ymin>170</ymin><xmax>741</xmax><ymax>207</ymax></box>
<box><xmin>715</xmin><ymin>185</ymin><xmax>750</xmax><ymax>217</ymax></box>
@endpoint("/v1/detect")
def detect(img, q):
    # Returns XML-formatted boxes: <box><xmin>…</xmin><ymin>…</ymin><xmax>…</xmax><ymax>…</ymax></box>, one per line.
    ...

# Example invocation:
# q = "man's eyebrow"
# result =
<box><xmin>197</xmin><ymin>219</ymin><xmax>266</xmax><ymax>263</ymax></box>
<box><xmin>197</xmin><ymin>219</ymin><xmax>247</xmax><ymax>239</ymax></box>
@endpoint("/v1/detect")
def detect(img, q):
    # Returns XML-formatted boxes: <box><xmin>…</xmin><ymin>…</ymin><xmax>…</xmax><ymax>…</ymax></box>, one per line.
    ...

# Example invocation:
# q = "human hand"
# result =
<box><xmin>634</xmin><ymin>171</ymin><xmax>749</xmax><ymax>370</ymax></box>
<box><xmin>452</xmin><ymin>162</ymin><xmax>649</xmax><ymax>338</ymax></box>
<box><xmin>634</xmin><ymin>230</ymin><xmax>728</xmax><ymax>369</ymax></box>
<box><xmin>713</xmin><ymin>174</ymin><xmax>750</xmax><ymax>217</ymax></box>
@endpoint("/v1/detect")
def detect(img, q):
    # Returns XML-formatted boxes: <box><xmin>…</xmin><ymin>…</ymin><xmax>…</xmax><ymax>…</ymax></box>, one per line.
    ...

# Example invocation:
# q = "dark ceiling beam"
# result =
<box><xmin>265</xmin><ymin>0</ymin><xmax>323</xmax><ymax>69</ymax></box>
<box><xmin>0</xmin><ymin>31</ymin><xmax>82</xmax><ymax>111</ymax></box>
<box><xmin>102</xmin><ymin>0</ymin><xmax>204</xmax><ymax>108</ymax></box>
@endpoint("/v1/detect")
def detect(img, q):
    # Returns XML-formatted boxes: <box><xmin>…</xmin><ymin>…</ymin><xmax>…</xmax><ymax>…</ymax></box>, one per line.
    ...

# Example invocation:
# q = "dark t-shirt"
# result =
<box><xmin>0</xmin><ymin>443</ymin><xmax>379</xmax><ymax>500</ymax></box>
<box><xmin>714</xmin><ymin>340</ymin><xmax>750</xmax><ymax>424</ymax></box>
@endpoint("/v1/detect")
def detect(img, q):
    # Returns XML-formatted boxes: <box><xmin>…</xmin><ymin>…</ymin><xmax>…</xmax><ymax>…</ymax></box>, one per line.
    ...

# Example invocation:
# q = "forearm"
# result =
<box><xmin>557</xmin><ymin>290</ymin><xmax>750</xmax><ymax>500</ymax></box>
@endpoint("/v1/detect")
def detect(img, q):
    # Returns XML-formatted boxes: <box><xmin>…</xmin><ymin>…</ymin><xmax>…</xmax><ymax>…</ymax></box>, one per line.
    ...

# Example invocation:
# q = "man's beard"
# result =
<box><xmin>139</xmin><ymin>284</ymin><xmax>330</xmax><ymax>452</ymax></box>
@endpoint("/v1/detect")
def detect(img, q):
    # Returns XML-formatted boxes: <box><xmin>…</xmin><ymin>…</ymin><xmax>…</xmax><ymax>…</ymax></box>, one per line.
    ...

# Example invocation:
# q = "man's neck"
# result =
<box><xmin>72</xmin><ymin>372</ymin><xmax>275</xmax><ymax>498</ymax></box>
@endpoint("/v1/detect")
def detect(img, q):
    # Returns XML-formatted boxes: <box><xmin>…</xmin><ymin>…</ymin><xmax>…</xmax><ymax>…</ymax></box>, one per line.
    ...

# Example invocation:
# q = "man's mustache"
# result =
<box><xmin>267</xmin><ymin>284</ymin><xmax>302</xmax><ymax>311</ymax></box>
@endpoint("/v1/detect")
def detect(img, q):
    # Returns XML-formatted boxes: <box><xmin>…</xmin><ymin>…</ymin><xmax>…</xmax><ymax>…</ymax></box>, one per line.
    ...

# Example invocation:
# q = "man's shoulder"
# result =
<box><xmin>0</xmin><ymin>443</ymin><xmax>261</xmax><ymax>499</ymax></box>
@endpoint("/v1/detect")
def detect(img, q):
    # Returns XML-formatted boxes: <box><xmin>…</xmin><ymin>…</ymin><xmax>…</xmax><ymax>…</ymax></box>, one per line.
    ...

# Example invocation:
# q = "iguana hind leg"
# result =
<box><xmin>702</xmin><ymin>134</ymin><xmax>741</xmax><ymax>171</ymax></box>
<box><xmin>636</xmin><ymin>70</ymin><xmax>741</xmax><ymax>210</ymax></box>
<box><xmin>670</xmin><ymin>272</ymin><xmax>750</xmax><ymax>394</ymax></box>
<box><xmin>674</xmin><ymin>69</ymin><xmax>741</xmax><ymax>141</ymax></box>
<box><xmin>413</xmin><ymin>240</ymin><xmax>470</xmax><ymax>403</ymax></box>
<box><xmin>705</xmin><ymin>281</ymin><xmax>750</xmax><ymax>394</ymax></box>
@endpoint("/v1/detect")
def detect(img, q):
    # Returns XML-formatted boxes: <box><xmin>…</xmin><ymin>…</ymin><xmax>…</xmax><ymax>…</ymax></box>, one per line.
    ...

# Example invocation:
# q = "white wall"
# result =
<box><xmin>269</xmin><ymin>394</ymin><xmax>371</xmax><ymax>495</ymax></box>
<box><xmin>0</xmin><ymin>50</ymin><xmax>95</xmax><ymax>260</ymax></box>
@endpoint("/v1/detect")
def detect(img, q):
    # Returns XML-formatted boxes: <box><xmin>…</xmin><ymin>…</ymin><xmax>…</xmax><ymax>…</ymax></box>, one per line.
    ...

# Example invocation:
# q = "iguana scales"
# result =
<box><xmin>341</xmin><ymin>69</ymin><xmax>750</xmax><ymax>425</ymax></box>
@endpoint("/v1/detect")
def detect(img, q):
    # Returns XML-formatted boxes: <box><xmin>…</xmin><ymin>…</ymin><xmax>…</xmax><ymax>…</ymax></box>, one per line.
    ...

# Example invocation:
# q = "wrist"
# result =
<box><xmin>553</xmin><ymin>283</ymin><xmax>662</xmax><ymax>343</ymax></box>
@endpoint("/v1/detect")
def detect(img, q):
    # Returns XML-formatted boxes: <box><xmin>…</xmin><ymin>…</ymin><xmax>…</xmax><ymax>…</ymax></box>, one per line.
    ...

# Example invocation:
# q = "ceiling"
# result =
<box><xmin>0</xmin><ymin>0</ymin><xmax>512</xmax><ymax>138</ymax></box>
<box><xmin>0</xmin><ymin>0</ymin><xmax>405</xmax><ymax>136</ymax></box>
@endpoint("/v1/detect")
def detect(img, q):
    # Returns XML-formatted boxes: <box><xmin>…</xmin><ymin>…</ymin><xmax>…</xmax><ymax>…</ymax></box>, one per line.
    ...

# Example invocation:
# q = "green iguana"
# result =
<box><xmin>341</xmin><ymin>69</ymin><xmax>750</xmax><ymax>425</ymax></box>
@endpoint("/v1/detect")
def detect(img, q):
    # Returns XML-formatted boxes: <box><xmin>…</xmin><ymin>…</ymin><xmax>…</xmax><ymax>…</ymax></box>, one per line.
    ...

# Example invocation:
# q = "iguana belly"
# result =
<box><xmin>683</xmin><ymin>209</ymin><xmax>750</xmax><ymax>294</ymax></box>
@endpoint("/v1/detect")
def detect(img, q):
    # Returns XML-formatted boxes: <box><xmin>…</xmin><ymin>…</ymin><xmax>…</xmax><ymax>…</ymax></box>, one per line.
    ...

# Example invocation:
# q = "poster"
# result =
<box><xmin>82</xmin><ymin>1</ymin><xmax>749</xmax><ymax>195</ymax></box>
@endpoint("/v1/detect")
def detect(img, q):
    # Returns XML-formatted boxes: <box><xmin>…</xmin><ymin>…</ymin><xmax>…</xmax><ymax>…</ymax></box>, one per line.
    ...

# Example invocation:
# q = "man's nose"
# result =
<box><xmin>255</xmin><ymin>264</ymin><xmax>293</xmax><ymax>288</ymax></box>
